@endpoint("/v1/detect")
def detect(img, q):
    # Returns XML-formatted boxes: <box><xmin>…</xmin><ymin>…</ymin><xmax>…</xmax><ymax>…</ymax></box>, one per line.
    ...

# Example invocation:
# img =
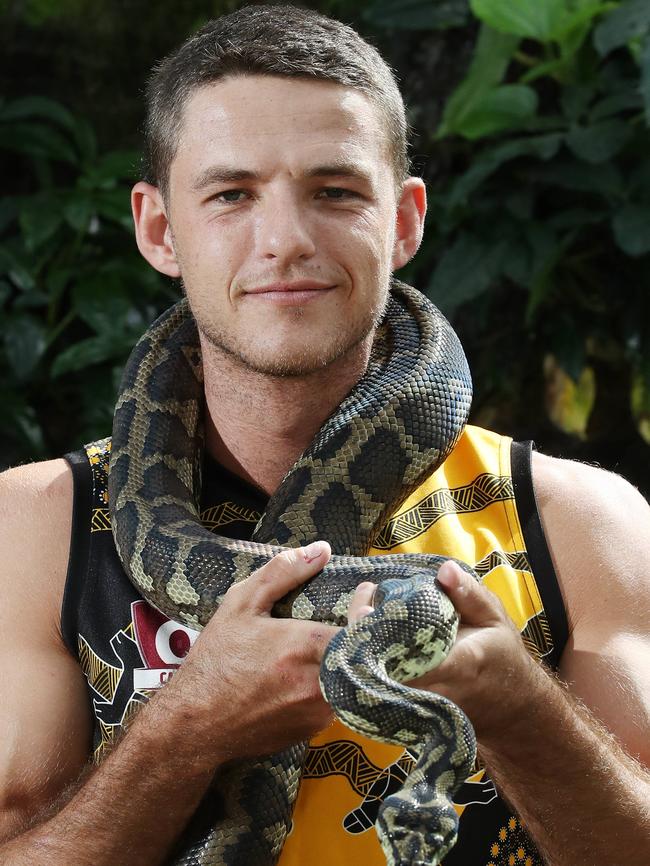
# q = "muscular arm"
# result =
<box><xmin>401</xmin><ymin>453</ymin><xmax>650</xmax><ymax>865</ymax></box>
<box><xmin>0</xmin><ymin>461</ymin><xmax>336</xmax><ymax>865</ymax></box>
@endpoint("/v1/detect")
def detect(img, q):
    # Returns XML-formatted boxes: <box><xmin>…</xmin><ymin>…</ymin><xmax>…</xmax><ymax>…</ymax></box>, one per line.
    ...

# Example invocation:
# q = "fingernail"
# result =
<box><xmin>303</xmin><ymin>541</ymin><xmax>325</xmax><ymax>563</ymax></box>
<box><xmin>436</xmin><ymin>561</ymin><xmax>459</xmax><ymax>588</ymax></box>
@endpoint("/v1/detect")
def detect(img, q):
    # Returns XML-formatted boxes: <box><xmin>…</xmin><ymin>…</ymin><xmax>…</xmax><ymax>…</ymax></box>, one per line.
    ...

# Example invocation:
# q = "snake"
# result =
<box><xmin>108</xmin><ymin>279</ymin><xmax>476</xmax><ymax>866</ymax></box>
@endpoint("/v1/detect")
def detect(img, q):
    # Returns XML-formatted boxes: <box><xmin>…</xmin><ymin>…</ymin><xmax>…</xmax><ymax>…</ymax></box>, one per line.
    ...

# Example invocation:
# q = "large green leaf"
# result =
<box><xmin>4</xmin><ymin>313</ymin><xmax>47</xmax><ymax>378</ymax></box>
<box><xmin>470</xmin><ymin>0</ymin><xmax>566</xmax><ymax>41</ymax></box>
<box><xmin>554</xmin><ymin>1</ymin><xmax>614</xmax><ymax>53</ymax></box>
<box><xmin>95</xmin><ymin>188</ymin><xmax>132</xmax><ymax>229</ymax></box>
<box><xmin>18</xmin><ymin>194</ymin><xmax>63</xmax><ymax>251</ymax></box>
<box><xmin>362</xmin><ymin>0</ymin><xmax>470</xmax><ymax>30</ymax></box>
<box><xmin>566</xmin><ymin>118</ymin><xmax>632</xmax><ymax>163</ymax></box>
<box><xmin>594</xmin><ymin>0</ymin><xmax>650</xmax><ymax>55</ymax></box>
<box><xmin>51</xmin><ymin>335</ymin><xmax>125</xmax><ymax>377</ymax></box>
<box><xmin>446</xmin><ymin>133</ymin><xmax>563</xmax><ymax>207</ymax></box>
<box><xmin>437</xmin><ymin>25</ymin><xmax>520</xmax><ymax>138</ymax></box>
<box><xmin>589</xmin><ymin>89</ymin><xmax>643</xmax><ymax>121</ymax></box>
<box><xmin>72</xmin><ymin>282</ymin><xmax>135</xmax><ymax>337</ymax></box>
<box><xmin>81</xmin><ymin>150</ymin><xmax>141</xmax><ymax>188</ymax></box>
<box><xmin>63</xmin><ymin>192</ymin><xmax>95</xmax><ymax>233</ymax></box>
<box><xmin>0</xmin><ymin>121</ymin><xmax>78</xmax><ymax>164</ymax></box>
<box><xmin>0</xmin><ymin>96</ymin><xmax>76</xmax><ymax>132</ymax></box>
<box><xmin>0</xmin><ymin>242</ymin><xmax>37</xmax><ymax>291</ymax></box>
<box><xmin>445</xmin><ymin>84</ymin><xmax>539</xmax><ymax>139</ymax></box>
<box><xmin>426</xmin><ymin>232</ymin><xmax>507</xmax><ymax>314</ymax></box>
<box><xmin>612</xmin><ymin>203</ymin><xmax>650</xmax><ymax>255</ymax></box>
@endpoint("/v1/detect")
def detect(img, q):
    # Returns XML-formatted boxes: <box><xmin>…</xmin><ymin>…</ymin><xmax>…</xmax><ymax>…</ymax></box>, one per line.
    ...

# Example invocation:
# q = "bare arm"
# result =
<box><xmin>0</xmin><ymin>461</ymin><xmax>337</xmax><ymax>865</ymax></box>
<box><xmin>0</xmin><ymin>460</ymin><xmax>92</xmax><ymax>838</ymax></box>
<box><xmin>394</xmin><ymin>453</ymin><xmax>650</xmax><ymax>865</ymax></box>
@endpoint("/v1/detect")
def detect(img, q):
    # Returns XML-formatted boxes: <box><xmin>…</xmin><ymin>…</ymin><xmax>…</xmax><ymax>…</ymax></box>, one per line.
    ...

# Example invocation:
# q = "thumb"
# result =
<box><xmin>436</xmin><ymin>560</ymin><xmax>501</xmax><ymax>627</ymax></box>
<box><xmin>248</xmin><ymin>541</ymin><xmax>332</xmax><ymax>614</ymax></box>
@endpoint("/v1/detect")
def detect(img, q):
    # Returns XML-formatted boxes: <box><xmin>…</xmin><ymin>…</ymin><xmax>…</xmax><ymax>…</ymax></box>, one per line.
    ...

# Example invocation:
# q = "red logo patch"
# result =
<box><xmin>131</xmin><ymin>600</ymin><xmax>198</xmax><ymax>669</ymax></box>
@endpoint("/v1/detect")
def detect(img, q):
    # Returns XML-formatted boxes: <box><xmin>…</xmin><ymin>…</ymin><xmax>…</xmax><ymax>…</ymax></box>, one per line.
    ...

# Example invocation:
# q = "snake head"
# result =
<box><xmin>376</xmin><ymin>794</ymin><xmax>459</xmax><ymax>866</ymax></box>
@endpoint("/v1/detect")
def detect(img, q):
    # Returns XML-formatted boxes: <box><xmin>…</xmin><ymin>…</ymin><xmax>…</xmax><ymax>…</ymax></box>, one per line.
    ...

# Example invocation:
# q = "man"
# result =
<box><xmin>0</xmin><ymin>6</ymin><xmax>649</xmax><ymax>865</ymax></box>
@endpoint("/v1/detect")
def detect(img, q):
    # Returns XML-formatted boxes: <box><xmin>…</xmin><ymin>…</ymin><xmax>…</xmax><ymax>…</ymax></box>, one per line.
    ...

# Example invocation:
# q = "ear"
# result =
<box><xmin>131</xmin><ymin>182</ymin><xmax>181</xmax><ymax>278</ymax></box>
<box><xmin>392</xmin><ymin>177</ymin><xmax>427</xmax><ymax>271</ymax></box>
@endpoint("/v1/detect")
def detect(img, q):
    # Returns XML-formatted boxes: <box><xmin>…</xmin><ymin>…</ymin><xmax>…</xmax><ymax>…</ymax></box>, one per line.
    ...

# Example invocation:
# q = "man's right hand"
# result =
<box><xmin>154</xmin><ymin>540</ymin><xmax>338</xmax><ymax>763</ymax></box>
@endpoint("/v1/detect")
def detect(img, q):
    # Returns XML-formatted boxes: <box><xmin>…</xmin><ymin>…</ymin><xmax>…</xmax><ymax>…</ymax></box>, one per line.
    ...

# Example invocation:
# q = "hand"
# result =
<box><xmin>156</xmin><ymin>541</ymin><xmax>338</xmax><ymax>762</ymax></box>
<box><xmin>346</xmin><ymin>561</ymin><xmax>536</xmax><ymax>741</ymax></box>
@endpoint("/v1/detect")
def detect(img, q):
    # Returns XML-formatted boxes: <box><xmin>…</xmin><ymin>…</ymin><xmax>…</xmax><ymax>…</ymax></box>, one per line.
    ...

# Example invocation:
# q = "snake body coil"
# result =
<box><xmin>108</xmin><ymin>280</ymin><xmax>475</xmax><ymax>865</ymax></box>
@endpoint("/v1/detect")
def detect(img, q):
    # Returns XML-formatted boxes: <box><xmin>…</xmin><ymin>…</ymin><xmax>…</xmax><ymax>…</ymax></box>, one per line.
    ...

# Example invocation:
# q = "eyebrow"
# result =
<box><xmin>191</xmin><ymin>161</ymin><xmax>374</xmax><ymax>191</ymax></box>
<box><xmin>305</xmin><ymin>163</ymin><xmax>374</xmax><ymax>183</ymax></box>
<box><xmin>192</xmin><ymin>167</ymin><xmax>258</xmax><ymax>190</ymax></box>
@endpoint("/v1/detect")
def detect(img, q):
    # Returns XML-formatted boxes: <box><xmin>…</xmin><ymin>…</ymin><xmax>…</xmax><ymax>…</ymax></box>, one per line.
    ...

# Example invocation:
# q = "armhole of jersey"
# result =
<box><xmin>61</xmin><ymin>449</ymin><xmax>93</xmax><ymax>659</ymax></box>
<box><xmin>510</xmin><ymin>439</ymin><xmax>569</xmax><ymax>670</ymax></box>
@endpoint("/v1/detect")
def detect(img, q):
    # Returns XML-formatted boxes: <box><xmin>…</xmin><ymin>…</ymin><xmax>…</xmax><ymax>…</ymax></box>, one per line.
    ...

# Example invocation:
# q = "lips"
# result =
<box><xmin>242</xmin><ymin>280</ymin><xmax>336</xmax><ymax>305</ymax></box>
<box><xmin>244</xmin><ymin>280</ymin><xmax>334</xmax><ymax>294</ymax></box>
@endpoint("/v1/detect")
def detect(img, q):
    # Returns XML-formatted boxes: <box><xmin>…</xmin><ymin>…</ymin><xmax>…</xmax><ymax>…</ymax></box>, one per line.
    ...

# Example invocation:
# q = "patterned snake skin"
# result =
<box><xmin>108</xmin><ymin>280</ymin><xmax>475</xmax><ymax>865</ymax></box>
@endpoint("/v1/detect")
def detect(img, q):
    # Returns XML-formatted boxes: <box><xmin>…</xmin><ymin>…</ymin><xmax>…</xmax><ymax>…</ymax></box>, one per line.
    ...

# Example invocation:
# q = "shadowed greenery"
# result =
<box><xmin>1</xmin><ymin>0</ymin><xmax>649</xmax><ymax>495</ymax></box>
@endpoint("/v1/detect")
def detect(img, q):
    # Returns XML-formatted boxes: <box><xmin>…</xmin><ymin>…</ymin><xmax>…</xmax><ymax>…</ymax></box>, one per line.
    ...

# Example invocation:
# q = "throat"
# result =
<box><xmin>199</xmin><ymin>328</ymin><xmax>373</xmax><ymax>495</ymax></box>
<box><xmin>206</xmin><ymin>422</ymin><xmax>305</xmax><ymax>496</ymax></box>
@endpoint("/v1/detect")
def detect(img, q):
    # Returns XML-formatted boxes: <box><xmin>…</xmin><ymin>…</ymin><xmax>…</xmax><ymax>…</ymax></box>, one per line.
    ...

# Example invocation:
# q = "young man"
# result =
<box><xmin>1</xmin><ymin>6</ymin><xmax>649</xmax><ymax>865</ymax></box>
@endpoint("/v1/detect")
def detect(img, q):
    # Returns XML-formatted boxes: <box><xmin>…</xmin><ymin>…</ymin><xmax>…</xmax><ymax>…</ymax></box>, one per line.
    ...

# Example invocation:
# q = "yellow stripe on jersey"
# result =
<box><xmin>279</xmin><ymin>425</ymin><xmax>545</xmax><ymax>866</ymax></box>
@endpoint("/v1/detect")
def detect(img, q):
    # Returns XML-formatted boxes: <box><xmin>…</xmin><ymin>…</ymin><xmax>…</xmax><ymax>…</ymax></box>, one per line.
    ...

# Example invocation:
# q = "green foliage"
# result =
<box><xmin>0</xmin><ymin>96</ymin><xmax>171</xmax><ymax>464</ymax></box>
<box><xmin>1</xmin><ymin>0</ymin><xmax>648</xmax><ymax>492</ymax></box>
<box><xmin>408</xmin><ymin>0</ymin><xmax>650</xmax><ymax>460</ymax></box>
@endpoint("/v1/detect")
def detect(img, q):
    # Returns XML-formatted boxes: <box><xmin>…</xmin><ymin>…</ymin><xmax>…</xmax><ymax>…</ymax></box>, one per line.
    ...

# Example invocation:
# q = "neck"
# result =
<box><xmin>201</xmin><ymin>337</ymin><xmax>373</xmax><ymax>495</ymax></box>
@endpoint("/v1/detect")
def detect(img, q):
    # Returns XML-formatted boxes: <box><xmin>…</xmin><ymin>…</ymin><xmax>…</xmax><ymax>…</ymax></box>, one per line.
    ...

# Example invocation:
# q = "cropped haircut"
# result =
<box><xmin>143</xmin><ymin>4</ymin><xmax>410</xmax><ymax>199</ymax></box>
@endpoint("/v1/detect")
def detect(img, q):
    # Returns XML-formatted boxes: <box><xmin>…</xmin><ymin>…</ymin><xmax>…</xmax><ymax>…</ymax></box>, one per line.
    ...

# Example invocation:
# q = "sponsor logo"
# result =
<box><xmin>131</xmin><ymin>600</ymin><xmax>199</xmax><ymax>691</ymax></box>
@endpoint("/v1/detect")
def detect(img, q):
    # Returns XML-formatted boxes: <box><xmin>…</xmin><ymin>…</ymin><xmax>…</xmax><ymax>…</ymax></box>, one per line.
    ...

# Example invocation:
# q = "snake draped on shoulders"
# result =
<box><xmin>108</xmin><ymin>279</ymin><xmax>477</xmax><ymax>866</ymax></box>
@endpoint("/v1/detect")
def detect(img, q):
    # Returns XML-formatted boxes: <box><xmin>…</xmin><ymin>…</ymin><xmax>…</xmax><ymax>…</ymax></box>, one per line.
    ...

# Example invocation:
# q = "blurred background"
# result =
<box><xmin>1</xmin><ymin>0</ymin><xmax>649</xmax><ymax>496</ymax></box>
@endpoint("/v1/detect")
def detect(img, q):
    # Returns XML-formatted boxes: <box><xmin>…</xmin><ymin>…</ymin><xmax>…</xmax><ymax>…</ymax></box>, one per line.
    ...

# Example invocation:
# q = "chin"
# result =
<box><xmin>204</xmin><ymin>326</ymin><xmax>373</xmax><ymax>379</ymax></box>
<box><xmin>238</xmin><ymin>349</ymin><xmax>342</xmax><ymax>378</ymax></box>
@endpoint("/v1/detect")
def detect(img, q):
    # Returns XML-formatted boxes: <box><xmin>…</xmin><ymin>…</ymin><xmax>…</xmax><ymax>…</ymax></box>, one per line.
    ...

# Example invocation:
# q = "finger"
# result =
<box><xmin>246</xmin><ymin>541</ymin><xmax>332</xmax><ymax>613</ymax></box>
<box><xmin>347</xmin><ymin>581</ymin><xmax>376</xmax><ymax>625</ymax></box>
<box><xmin>435</xmin><ymin>560</ymin><xmax>503</xmax><ymax>627</ymax></box>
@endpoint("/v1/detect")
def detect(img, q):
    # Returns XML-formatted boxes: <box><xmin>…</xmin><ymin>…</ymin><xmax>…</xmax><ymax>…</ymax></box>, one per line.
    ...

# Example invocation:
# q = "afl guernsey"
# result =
<box><xmin>62</xmin><ymin>425</ymin><xmax>567</xmax><ymax>866</ymax></box>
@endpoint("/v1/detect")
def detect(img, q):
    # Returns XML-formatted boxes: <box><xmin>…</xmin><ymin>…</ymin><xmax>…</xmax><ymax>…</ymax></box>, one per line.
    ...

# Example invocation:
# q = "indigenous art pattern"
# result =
<box><xmin>73</xmin><ymin>430</ymin><xmax>553</xmax><ymax>865</ymax></box>
<box><xmin>373</xmin><ymin>473</ymin><xmax>515</xmax><ymax>549</ymax></box>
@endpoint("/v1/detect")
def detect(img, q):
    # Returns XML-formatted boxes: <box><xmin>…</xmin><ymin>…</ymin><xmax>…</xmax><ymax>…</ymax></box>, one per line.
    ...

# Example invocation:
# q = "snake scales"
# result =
<box><xmin>108</xmin><ymin>279</ymin><xmax>476</xmax><ymax>865</ymax></box>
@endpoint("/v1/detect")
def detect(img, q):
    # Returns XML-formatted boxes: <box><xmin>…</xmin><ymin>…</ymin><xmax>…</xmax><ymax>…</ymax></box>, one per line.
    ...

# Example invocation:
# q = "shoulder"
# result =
<box><xmin>0</xmin><ymin>458</ymin><xmax>75</xmax><ymax>642</ymax></box>
<box><xmin>530</xmin><ymin>450</ymin><xmax>650</xmax><ymax>632</ymax></box>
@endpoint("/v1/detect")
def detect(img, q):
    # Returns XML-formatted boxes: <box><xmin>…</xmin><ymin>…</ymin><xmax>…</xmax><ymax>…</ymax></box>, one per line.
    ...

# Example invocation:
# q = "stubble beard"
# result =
<box><xmin>186</xmin><ymin>283</ymin><xmax>391</xmax><ymax>380</ymax></box>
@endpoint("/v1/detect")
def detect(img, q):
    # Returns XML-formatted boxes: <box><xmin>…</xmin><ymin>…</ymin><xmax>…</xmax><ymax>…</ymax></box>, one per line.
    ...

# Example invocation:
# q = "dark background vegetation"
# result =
<box><xmin>1</xmin><ymin>0</ymin><xmax>649</xmax><ymax>497</ymax></box>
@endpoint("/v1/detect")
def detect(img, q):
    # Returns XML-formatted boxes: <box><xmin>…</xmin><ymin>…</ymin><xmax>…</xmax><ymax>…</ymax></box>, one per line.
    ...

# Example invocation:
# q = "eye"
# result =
<box><xmin>214</xmin><ymin>189</ymin><xmax>248</xmax><ymax>203</ymax></box>
<box><xmin>317</xmin><ymin>187</ymin><xmax>358</xmax><ymax>201</ymax></box>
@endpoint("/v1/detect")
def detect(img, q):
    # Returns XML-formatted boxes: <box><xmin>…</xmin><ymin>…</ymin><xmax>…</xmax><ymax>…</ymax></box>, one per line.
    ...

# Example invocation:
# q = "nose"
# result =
<box><xmin>254</xmin><ymin>190</ymin><xmax>316</xmax><ymax>265</ymax></box>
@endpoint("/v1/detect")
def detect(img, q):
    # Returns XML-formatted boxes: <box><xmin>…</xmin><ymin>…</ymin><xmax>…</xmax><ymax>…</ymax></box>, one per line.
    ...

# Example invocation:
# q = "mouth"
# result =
<box><xmin>243</xmin><ymin>281</ymin><xmax>336</xmax><ymax>304</ymax></box>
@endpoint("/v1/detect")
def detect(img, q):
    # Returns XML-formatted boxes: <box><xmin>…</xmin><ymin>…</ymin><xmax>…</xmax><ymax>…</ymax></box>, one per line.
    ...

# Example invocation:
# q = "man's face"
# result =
<box><xmin>165</xmin><ymin>75</ymin><xmax>403</xmax><ymax>377</ymax></box>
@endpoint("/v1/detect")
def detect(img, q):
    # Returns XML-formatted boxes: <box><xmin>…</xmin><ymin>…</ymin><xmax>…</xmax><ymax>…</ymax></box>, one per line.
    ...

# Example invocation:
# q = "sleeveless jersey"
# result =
<box><xmin>62</xmin><ymin>425</ymin><xmax>567</xmax><ymax>866</ymax></box>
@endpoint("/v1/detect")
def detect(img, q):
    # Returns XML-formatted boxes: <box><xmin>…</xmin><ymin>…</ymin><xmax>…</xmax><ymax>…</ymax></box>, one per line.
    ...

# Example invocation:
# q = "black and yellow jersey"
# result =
<box><xmin>63</xmin><ymin>425</ymin><xmax>566</xmax><ymax>865</ymax></box>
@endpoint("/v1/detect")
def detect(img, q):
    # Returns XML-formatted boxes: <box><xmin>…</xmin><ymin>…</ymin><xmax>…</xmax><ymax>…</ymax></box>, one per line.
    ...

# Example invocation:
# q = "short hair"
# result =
<box><xmin>144</xmin><ymin>4</ymin><xmax>410</xmax><ymax>199</ymax></box>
